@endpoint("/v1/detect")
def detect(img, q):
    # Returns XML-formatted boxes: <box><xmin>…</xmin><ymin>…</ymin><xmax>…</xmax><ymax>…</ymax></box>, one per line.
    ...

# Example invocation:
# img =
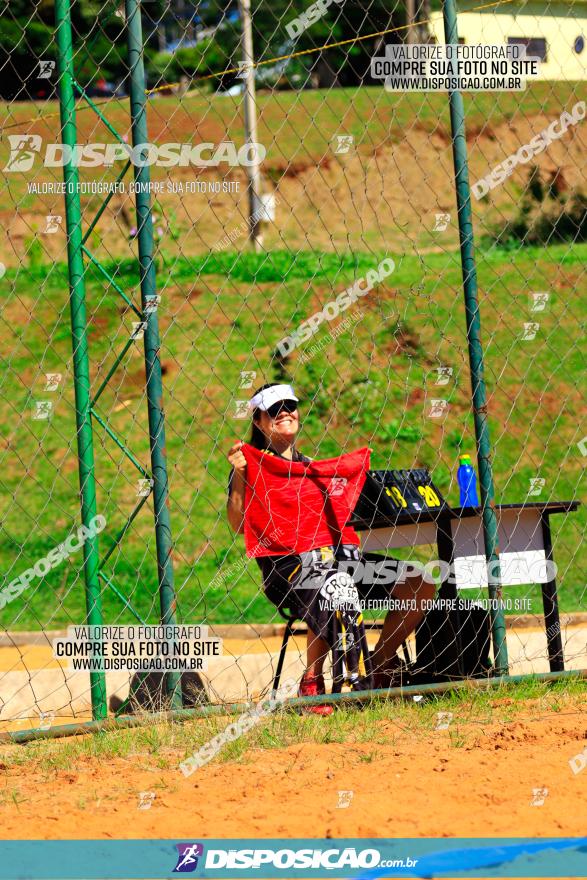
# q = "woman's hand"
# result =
<box><xmin>227</xmin><ymin>440</ymin><xmax>247</xmax><ymax>474</ymax></box>
<box><xmin>227</xmin><ymin>441</ymin><xmax>246</xmax><ymax>533</ymax></box>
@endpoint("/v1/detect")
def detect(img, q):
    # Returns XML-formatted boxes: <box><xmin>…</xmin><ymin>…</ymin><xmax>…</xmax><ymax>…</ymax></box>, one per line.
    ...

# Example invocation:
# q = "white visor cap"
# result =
<box><xmin>249</xmin><ymin>384</ymin><xmax>299</xmax><ymax>412</ymax></box>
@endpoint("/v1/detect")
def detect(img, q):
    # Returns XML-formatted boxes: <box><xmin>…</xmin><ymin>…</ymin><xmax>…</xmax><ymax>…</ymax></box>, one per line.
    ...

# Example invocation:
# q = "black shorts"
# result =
<box><xmin>259</xmin><ymin>544</ymin><xmax>410</xmax><ymax>643</ymax></box>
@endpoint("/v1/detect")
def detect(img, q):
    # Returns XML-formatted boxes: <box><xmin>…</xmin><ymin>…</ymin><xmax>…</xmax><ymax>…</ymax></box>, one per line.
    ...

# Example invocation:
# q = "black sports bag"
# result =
<box><xmin>413</xmin><ymin>605</ymin><xmax>492</xmax><ymax>682</ymax></box>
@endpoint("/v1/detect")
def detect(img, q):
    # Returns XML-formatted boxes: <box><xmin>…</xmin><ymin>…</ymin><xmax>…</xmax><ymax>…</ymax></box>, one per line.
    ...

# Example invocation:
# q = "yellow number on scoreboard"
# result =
<box><xmin>385</xmin><ymin>485</ymin><xmax>408</xmax><ymax>508</ymax></box>
<box><xmin>417</xmin><ymin>484</ymin><xmax>441</xmax><ymax>507</ymax></box>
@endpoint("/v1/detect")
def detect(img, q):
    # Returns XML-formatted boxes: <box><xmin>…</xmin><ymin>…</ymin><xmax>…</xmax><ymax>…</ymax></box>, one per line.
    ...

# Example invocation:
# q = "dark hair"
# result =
<box><xmin>249</xmin><ymin>382</ymin><xmax>300</xmax><ymax>451</ymax></box>
<box><xmin>249</xmin><ymin>382</ymin><xmax>279</xmax><ymax>450</ymax></box>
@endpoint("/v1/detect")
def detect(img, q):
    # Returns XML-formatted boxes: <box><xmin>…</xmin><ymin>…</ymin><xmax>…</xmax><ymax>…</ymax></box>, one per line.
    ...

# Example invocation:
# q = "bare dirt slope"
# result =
<box><xmin>2</xmin><ymin>105</ymin><xmax>584</xmax><ymax>265</ymax></box>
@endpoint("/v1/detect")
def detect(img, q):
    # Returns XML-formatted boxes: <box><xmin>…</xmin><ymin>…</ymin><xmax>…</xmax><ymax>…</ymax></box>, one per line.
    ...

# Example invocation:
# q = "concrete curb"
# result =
<box><xmin>2</xmin><ymin>624</ymin><xmax>586</xmax><ymax>723</ymax></box>
<box><xmin>1</xmin><ymin>613</ymin><xmax>587</xmax><ymax>646</ymax></box>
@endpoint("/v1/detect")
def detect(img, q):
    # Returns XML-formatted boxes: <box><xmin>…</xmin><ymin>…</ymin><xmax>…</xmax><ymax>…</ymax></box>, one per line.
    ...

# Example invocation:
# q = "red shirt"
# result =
<box><xmin>241</xmin><ymin>444</ymin><xmax>370</xmax><ymax>557</ymax></box>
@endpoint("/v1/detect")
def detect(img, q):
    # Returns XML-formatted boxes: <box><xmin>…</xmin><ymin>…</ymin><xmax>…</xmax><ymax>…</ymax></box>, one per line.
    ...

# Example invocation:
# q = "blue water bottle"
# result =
<box><xmin>457</xmin><ymin>454</ymin><xmax>479</xmax><ymax>506</ymax></box>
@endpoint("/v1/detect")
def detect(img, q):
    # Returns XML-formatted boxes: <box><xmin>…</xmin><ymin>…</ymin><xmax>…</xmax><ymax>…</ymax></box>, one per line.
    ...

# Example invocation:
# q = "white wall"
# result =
<box><xmin>429</xmin><ymin>4</ymin><xmax>587</xmax><ymax>80</ymax></box>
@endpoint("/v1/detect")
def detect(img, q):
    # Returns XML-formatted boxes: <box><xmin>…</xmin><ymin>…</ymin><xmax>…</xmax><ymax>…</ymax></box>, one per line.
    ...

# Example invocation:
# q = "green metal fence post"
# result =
<box><xmin>442</xmin><ymin>0</ymin><xmax>509</xmax><ymax>674</ymax></box>
<box><xmin>55</xmin><ymin>0</ymin><xmax>108</xmax><ymax>718</ymax></box>
<box><xmin>125</xmin><ymin>0</ymin><xmax>182</xmax><ymax>707</ymax></box>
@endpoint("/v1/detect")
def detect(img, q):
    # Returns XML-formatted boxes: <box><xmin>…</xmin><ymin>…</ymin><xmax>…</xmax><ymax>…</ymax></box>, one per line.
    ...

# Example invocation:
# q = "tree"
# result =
<box><xmin>0</xmin><ymin>0</ymin><xmax>165</xmax><ymax>99</ymax></box>
<box><xmin>145</xmin><ymin>0</ymin><xmax>409</xmax><ymax>91</ymax></box>
<box><xmin>0</xmin><ymin>0</ymin><xmax>412</xmax><ymax>100</ymax></box>
<box><xmin>251</xmin><ymin>0</ymin><xmax>407</xmax><ymax>88</ymax></box>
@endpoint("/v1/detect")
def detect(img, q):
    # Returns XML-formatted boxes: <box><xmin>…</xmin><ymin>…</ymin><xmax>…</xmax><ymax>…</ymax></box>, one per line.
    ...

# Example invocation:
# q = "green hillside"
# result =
<box><xmin>0</xmin><ymin>241</ymin><xmax>584</xmax><ymax>629</ymax></box>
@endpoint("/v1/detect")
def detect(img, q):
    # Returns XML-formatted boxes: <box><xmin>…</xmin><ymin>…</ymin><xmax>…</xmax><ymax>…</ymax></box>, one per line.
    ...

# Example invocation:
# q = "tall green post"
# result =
<box><xmin>442</xmin><ymin>0</ymin><xmax>509</xmax><ymax>674</ymax></box>
<box><xmin>55</xmin><ymin>0</ymin><xmax>108</xmax><ymax>718</ymax></box>
<box><xmin>125</xmin><ymin>0</ymin><xmax>182</xmax><ymax>706</ymax></box>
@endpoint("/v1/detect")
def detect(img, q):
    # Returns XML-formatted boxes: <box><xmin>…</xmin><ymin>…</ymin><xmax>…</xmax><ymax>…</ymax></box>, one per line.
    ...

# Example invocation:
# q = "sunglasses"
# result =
<box><xmin>266</xmin><ymin>399</ymin><xmax>298</xmax><ymax>419</ymax></box>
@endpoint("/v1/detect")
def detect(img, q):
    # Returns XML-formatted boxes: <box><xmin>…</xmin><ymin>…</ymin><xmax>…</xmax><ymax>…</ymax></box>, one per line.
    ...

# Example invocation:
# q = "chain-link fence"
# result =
<box><xmin>0</xmin><ymin>0</ymin><xmax>585</xmax><ymax>734</ymax></box>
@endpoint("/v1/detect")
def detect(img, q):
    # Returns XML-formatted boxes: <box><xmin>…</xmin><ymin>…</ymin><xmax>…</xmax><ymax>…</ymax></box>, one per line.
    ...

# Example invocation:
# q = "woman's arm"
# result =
<box><xmin>226</xmin><ymin>441</ymin><xmax>247</xmax><ymax>534</ymax></box>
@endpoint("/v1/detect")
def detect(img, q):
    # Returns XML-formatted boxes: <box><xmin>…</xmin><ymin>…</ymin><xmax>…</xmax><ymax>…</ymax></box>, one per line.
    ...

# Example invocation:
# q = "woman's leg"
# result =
<box><xmin>300</xmin><ymin>627</ymin><xmax>333</xmax><ymax>716</ymax></box>
<box><xmin>263</xmin><ymin>558</ymin><xmax>333</xmax><ymax>712</ymax></box>
<box><xmin>370</xmin><ymin>574</ymin><xmax>435</xmax><ymax>673</ymax></box>
<box><xmin>306</xmin><ymin>627</ymin><xmax>330</xmax><ymax>676</ymax></box>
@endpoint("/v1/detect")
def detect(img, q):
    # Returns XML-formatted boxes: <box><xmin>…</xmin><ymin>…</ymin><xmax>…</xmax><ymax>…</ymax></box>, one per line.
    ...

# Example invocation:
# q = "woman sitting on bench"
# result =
<box><xmin>226</xmin><ymin>382</ymin><xmax>434</xmax><ymax>715</ymax></box>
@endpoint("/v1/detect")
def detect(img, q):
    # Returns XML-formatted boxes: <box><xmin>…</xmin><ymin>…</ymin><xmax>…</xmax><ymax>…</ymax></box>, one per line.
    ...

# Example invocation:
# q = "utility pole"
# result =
<box><xmin>421</xmin><ymin>0</ymin><xmax>432</xmax><ymax>41</ymax></box>
<box><xmin>406</xmin><ymin>0</ymin><xmax>416</xmax><ymax>43</ymax></box>
<box><xmin>238</xmin><ymin>0</ymin><xmax>263</xmax><ymax>251</ymax></box>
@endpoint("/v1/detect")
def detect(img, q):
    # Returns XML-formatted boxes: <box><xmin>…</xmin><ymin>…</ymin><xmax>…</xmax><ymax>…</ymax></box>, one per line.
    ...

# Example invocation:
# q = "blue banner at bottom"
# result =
<box><xmin>0</xmin><ymin>837</ymin><xmax>585</xmax><ymax>879</ymax></box>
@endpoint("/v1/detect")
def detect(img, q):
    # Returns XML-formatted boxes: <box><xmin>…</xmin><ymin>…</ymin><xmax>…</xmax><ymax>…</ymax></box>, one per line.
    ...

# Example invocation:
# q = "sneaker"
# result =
<box><xmin>298</xmin><ymin>672</ymin><xmax>334</xmax><ymax>716</ymax></box>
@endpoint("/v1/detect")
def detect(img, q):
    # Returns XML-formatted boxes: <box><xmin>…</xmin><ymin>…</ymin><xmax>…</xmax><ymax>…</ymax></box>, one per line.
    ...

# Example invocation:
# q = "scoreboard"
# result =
<box><xmin>352</xmin><ymin>468</ymin><xmax>449</xmax><ymax>525</ymax></box>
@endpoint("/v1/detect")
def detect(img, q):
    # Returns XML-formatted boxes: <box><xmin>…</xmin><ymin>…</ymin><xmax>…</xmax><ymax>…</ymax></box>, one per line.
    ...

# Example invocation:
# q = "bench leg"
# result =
<box><xmin>540</xmin><ymin>514</ymin><xmax>564</xmax><ymax>672</ymax></box>
<box><xmin>436</xmin><ymin>521</ymin><xmax>466</xmax><ymax>677</ymax></box>
<box><xmin>273</xmin><ymin>618</ymin><xmax>295</xmax><ymax>694</ymax></box>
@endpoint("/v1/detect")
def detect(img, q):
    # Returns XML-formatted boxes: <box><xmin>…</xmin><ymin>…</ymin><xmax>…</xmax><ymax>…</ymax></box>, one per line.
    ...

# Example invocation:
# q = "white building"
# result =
<box><xmin>429</xmin><ymin>0</ymin><xmax>587</xmax><ymax>79</ymax></box>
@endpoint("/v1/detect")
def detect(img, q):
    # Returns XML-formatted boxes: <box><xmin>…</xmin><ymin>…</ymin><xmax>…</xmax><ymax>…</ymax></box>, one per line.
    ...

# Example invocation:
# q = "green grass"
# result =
<box><xmin>1</xmin><ymin>676</ymin><xmax>584</xmax><ymax>771</ymax></box>
<box><xmin>0</xmin><ymin>239</ymin><xmax>584</xmax><ymax>630</ymax></box>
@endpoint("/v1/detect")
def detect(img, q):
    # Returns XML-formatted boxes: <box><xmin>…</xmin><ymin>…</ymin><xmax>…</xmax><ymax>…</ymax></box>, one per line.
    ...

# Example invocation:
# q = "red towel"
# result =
<box><xmin>241</xmin><ymin>444</ymin><xmax>370</xmax><ymax>557</ymax></box>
